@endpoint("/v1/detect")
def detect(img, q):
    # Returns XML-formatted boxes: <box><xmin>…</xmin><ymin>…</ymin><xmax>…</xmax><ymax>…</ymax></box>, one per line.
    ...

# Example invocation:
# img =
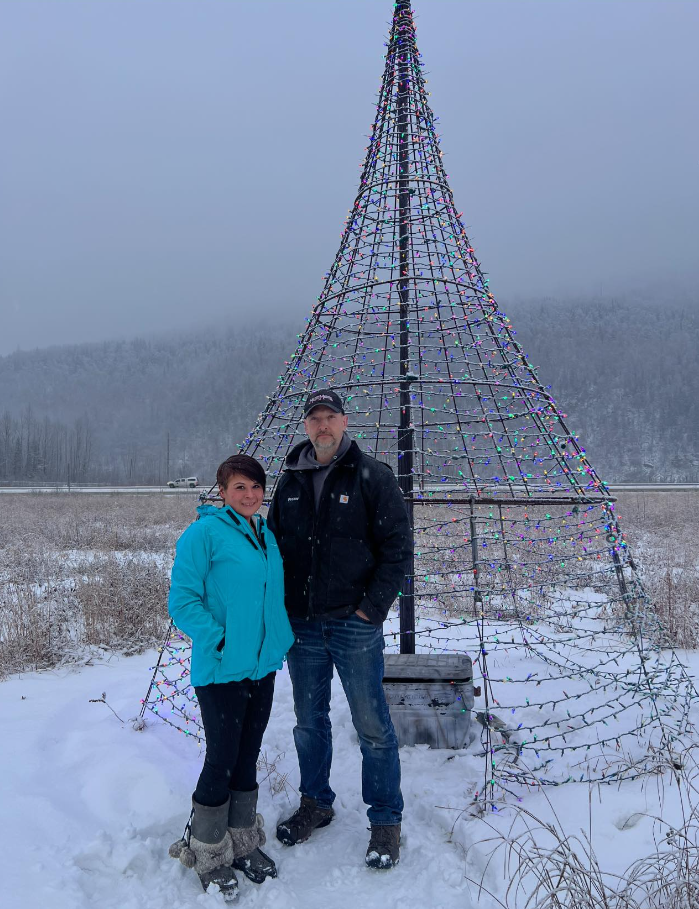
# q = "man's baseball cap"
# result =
<box><xmin>303</xmin><ymin>389</ymin><xmax>345</xmax><ymax>417</ymax></box>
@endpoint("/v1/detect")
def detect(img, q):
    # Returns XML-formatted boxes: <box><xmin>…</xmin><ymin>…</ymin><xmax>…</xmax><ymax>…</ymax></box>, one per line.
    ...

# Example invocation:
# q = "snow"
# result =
<box><xmin>2</xmin><ymin>654</ymin><xmax>470</xmax><ymax>908</ymax></box>
<box><xmin>2</xmin><ymin>646</ymin><xmax>697</xmax><ymax>909</ymax></box>
<box><xmin>151</xmin><ymin>605</ymin><xmax>694</xmax><ymax>789</ymax></box>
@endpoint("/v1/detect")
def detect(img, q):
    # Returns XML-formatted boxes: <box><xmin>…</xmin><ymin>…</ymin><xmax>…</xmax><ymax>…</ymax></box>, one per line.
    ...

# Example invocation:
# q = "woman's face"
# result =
<box><xmin>219</xmin><ymin>472</ymin><xmax>264</xmax><ymax>519</ymax></box>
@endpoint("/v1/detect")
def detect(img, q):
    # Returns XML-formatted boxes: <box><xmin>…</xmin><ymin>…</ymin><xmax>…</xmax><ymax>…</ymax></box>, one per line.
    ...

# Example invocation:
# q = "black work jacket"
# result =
<box><xmin>267</xmin><ymin>440</ymin><xmax>412</xmax><ymax>626</ymax></box>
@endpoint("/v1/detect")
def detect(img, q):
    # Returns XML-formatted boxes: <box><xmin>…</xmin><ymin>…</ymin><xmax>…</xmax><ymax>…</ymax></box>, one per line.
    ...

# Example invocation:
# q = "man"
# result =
<box><xmin>267</xmin><ymin>388</ymin><xmax>412</xmax><ymax>869</ymax></box>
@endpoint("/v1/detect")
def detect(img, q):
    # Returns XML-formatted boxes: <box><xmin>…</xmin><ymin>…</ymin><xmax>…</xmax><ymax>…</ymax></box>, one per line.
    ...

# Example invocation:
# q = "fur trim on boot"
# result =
<box><xmin>186</xmin><ymin>833</ymin><xmax>235</xmax><ymax>876</ymax></box>
<box><xmin>229</xmin><ymin>813</ymin><xmax>265</xmax><ymax>858</ymax></box>
<box><xmin>169</xmin><ymin>796</ymin><xmax>238</xmax><ymax>898</ymax></box>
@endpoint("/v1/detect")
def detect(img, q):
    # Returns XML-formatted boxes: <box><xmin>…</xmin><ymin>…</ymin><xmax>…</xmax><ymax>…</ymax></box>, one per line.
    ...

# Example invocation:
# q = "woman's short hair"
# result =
<box><xmin>216</xmin><ymin>454</ymin><xmax>267</xmax><ymax>492</ymax></box>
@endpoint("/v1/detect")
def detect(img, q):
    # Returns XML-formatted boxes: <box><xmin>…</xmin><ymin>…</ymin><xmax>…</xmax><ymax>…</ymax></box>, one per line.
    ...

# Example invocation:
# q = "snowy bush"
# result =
<box><xmin>0</xmin><ymin>494</ymin><xmax>195</xmax><ymax>676</ymax></box>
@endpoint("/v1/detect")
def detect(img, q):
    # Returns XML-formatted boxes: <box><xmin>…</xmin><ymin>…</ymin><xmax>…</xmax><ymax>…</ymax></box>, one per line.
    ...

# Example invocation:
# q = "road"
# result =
<box><xmin>0</xmin><ymin>485</ymin><xmax>206</xmax><ymax>494</ymax></box>
<box><xmin>1</xmin><ymin>484</ymin><xmax>697</xmax><ymax>495</ymax></box>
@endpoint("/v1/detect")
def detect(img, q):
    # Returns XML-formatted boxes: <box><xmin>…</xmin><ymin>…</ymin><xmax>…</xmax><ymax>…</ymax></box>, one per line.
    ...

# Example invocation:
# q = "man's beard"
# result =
<box><xmin>314</xmin><ymin>435</ymin><xmax>337</xmax><ymax>453</ymax></box>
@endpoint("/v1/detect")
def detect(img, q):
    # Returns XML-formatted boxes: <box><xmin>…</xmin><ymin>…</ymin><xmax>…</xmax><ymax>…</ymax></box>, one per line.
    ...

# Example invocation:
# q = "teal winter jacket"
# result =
<box><xmin>168</xmin><ymin>504</ymin><xmax>294</xmax><ymax>687</ymax></box>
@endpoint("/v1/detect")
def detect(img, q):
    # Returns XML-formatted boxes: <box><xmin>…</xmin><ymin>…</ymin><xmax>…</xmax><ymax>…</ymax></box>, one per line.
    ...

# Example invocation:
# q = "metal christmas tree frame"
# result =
<box><xmin>142</xmin><ymin>0</ymin><xmax>694</xmax><ymax>802</ymax></box>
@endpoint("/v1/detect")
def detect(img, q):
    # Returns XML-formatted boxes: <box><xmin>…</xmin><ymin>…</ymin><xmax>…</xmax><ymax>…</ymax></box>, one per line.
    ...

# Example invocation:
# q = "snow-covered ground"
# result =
<box><xmin>3</xmin><ymin>647</ymin><xmax>698</xmax><ymax>909</ymax></box>
<box><xmin>2</xmin><ymin>492</ymin><xmax>697</xmax><ymax>906</ymax></box>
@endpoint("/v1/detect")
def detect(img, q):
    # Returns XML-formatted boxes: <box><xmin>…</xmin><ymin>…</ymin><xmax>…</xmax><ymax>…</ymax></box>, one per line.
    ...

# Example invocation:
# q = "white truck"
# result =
<box><xmin>167</xmin><ymin>476</ymin><xmax>198</xmax><ymax>489</ymax></box>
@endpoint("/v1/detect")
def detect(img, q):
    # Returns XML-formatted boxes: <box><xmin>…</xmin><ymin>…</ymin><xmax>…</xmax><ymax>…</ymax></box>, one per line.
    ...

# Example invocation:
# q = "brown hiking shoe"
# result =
<box><xmin>365</xmin><ymin>823</ymin><xmax>401</xmax><ymax>869</ymax></box>
<box><xmin>276</xmin><ymin>796</ymin><xmax>334</xmax><ymax>846</ymax></box>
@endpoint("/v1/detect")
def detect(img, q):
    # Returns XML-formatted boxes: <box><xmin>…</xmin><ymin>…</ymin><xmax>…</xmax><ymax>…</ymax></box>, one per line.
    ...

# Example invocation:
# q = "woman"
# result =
<box><xmin>168</xmin><ymin>454</ymin><xmax>294</xmax><ymax>898</ymax></box>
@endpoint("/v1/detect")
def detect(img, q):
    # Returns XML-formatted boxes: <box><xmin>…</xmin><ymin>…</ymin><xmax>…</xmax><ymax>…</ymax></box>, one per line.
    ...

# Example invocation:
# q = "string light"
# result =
<box><xmin>141</xmin><ymin>0</ymin><xmax>696</xmax><ymax>805</ymax></box>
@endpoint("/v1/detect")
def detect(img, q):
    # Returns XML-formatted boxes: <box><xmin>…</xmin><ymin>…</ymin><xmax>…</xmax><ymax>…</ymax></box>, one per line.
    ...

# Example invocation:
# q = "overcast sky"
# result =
<box><xmin>0</xmin><ymin>0</ymin><xmax>697</xmax><ymax>355</ymax></box>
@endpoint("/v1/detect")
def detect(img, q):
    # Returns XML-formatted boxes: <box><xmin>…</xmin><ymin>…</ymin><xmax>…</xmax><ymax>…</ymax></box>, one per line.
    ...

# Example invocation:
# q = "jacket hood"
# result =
<box><xmin>196</xmin><ymin>503</ymin><xmax>266</xmax><ymax>534</ymax></box>
<box><xmin>196</xmin><ymin>503</ymin><xmax>222</xmax><ymax>519</ymax></box>
<box><xmin>286</xmin><ymin>433</ymin><xmax>354</xmax><ymax>471</ymax></box>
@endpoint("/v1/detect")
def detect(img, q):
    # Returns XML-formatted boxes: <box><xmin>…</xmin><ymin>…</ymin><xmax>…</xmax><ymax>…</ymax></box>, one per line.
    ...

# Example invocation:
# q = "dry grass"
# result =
<box><xmin>617</xmin><ymin>492</ymin><xmax>699</xmax><ymax>649</ymax></box>
<box><xmin>75</xmin><ymin>555</ymin><xmax>171</xmax><ymax>650</ymax></box>
<box><xmin>0</xmin><ymin>492</ymin><xmax>194</xmax><ymax>552</ymax></box>
<box><xmin>0</xmin><ymin>494</ymin><xmax>196</xmax><ymax>677</ymax></box>
<box><xmin>0</xmin><ymin>490</ymin><xmax>697</xmax><ymax>676</ymax></box>
<box><xmin>468</xmin><ymin>746</ymin><xmax>699</xmax><ymax>909</ymax></box>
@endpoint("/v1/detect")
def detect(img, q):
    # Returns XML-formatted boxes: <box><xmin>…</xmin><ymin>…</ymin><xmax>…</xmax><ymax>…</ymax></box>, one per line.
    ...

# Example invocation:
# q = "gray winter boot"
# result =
<box><xmin>228</xmin><ymin>786</ymin><xmax>277</xmax><ymax>884</ymax></box>
<box><xmin>169</xmin><ymin>796</ymin><xmax>238</xmax><ymax>899</ymax></box>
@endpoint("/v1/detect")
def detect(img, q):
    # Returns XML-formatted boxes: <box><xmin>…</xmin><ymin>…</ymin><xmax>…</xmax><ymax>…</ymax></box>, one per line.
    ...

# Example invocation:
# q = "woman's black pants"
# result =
<box><xmin>194</xmin><ymin>672</ymin><xmax>275</xmax><ymax>807</ymax></box>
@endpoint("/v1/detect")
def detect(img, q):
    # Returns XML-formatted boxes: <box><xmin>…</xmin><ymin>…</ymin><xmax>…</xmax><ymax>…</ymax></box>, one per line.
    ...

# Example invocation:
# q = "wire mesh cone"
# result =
<box><xmin>143</xmin><ymin>0</ymin><xmax>695</xmax><ymax>796</ymax></box>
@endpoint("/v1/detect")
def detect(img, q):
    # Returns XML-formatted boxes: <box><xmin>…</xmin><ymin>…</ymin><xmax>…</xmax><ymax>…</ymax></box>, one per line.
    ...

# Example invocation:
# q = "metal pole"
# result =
<box><xmin>396</xmin><ymin>0</ymin><xmax>415</xmax><ymax>654</ymax></box>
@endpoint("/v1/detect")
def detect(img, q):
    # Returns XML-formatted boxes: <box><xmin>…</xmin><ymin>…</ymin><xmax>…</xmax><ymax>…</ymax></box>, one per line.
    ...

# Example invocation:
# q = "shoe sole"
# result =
<box><xmin>276</xmin><ymin>815</ymin><xmax>333</xmax><ymax>846</ymax></box>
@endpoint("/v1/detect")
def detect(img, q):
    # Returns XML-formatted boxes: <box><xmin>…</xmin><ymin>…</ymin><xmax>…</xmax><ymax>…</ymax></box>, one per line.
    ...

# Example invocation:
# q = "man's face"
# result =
<box><xmin>304</xmin><ymin>406</ymin><xmax>348</xmax><ymax>455</ymax></box>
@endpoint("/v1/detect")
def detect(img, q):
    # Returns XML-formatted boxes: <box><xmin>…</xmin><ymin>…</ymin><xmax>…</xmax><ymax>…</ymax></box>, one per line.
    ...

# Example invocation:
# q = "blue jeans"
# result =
<box><xmin>287</xmin><ymin>614</ymin><xmax>403</xmax><ymax>826</ymax></box>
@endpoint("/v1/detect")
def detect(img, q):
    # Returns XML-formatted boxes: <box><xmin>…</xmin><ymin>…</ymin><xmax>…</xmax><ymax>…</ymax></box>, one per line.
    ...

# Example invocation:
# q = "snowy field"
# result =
<box><xmin>3</xmin><ymin>647</ymin><xmax>699</xmax><ymax>909</ymax></box>
<box><xmin>1</xmin><ymin>492</ymin><xmax>698</xmax><ymax>907</ymax></box>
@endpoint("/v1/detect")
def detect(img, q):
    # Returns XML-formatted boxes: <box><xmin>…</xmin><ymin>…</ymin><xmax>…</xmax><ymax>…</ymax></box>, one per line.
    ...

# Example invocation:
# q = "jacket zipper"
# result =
<box><xmin>228</xmin><ymin>508</ymin><xmax>268</xmax><ymax>672</ymax></box>
<box><xmin>307</xmin><ymin>475</ymin><xmax>317</xmax><ymax>620</ymax></box>
<box><xmin>307</xmin><ymin>467</ymin><xmax>338</xmax><ymax>620</ymax></box>
<box><xmin>227</xmin><ymin>508</ymin><xmax>266</xmax><ymax>560</ymax></box>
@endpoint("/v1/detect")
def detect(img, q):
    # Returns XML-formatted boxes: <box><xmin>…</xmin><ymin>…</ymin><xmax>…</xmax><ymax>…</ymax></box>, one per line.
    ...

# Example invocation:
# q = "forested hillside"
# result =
<box><xmin>513</xmin><ymin>296</ymin><xmax>699</xmax><ymax>482</ymax></box>
<box><xmin>0</xmin><ymin>325</ymin><xmax>291</xmax><ymax>483</ymax></box>
<box><xmin>0</xmin><ymin>296</ymin><xmax>696</xmax><ymax>484</ymax></box>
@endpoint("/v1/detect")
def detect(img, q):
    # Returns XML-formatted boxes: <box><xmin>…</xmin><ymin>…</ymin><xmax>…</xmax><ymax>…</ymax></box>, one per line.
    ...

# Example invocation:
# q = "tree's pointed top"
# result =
<box><xmin>389</xmin><ymin>0</ymin><xmax>417</xmax><ymax>49</ymax></box>
<box><xmin>392</xmin><ymin>0</ymin><xmax>413</xmax><ymax>26</ymax></box>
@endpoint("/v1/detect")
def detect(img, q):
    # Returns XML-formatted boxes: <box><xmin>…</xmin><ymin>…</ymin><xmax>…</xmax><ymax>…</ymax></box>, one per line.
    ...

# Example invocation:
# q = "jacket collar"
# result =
<box><xmin>225</xmin><ymin>508</ymin><xmax>267</xmax><ymax>554</ymax></box>
<box><xmin>196</xmin><ymin>503</ymin><xmax>267</xmax><ymax>553</ymax></box>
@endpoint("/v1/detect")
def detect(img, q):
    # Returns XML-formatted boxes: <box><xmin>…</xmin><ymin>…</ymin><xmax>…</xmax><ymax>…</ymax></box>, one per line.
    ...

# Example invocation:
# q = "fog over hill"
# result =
<box><xmin>1</xmin><ymin>296</ymin><xmax>697</xmax><ymax>484</ymax></box>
